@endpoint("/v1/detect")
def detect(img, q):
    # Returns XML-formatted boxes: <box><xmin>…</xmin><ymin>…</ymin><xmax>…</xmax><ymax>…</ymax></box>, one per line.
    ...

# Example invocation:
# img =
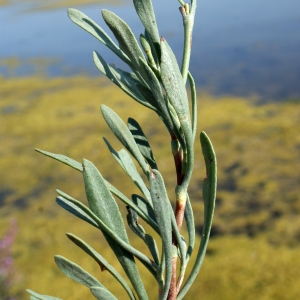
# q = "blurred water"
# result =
<box><xmin>0</xmin><ymin>0</ymin><xmax>299</xmax><ymax>100</ymax></box>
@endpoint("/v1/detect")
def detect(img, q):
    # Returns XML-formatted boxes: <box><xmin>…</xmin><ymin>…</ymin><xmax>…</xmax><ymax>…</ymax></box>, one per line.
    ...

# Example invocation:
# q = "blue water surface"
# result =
<box><xmin>0</xmin><ymin>0</ymin><xmax>299</xmax><ymax>100</ymax></box>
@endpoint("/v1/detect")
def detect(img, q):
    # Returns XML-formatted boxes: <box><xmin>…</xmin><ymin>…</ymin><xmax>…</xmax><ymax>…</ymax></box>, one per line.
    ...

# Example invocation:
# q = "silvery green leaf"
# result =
<box><xmin>103</xmin><ymin>138</ymin><xmax>151</xmax><ymax>203</ymax></box>
<box><xmin>101</xmin><ymin>105</ymin><xmax>149</xmax><ymax>174</ymax></box>
<box><xmin>66</xmin><ymin>233</ymin><xmax>136</xmax><ymax>300</ymax></box>
<box><xmin>92</xmin><ymin>51</ymin><xmax>122</xmax><ymax>87</ymax></box>
<box><xmin>102</xmin><ymin>137</ymin><xmax>124</xmax><ymax>168</ymax></box>
<box><xmin>140</xmin><ymin>34</ymin><xmax>157</xmax><ymax>68</ymax></box>
<box><xmin>54</xmin><ymin>255</ymin><xmax>102</xmax><ymax>288</ymax></box>
<box><xmin>131</xmin><ymin>194</ymin><xmax>156</xmax><ymax>223</ymax></box>
<box><xmin>149</xmin><ymin>170</ymin><xmax>173</xmax><ymax>300</ymax></box>
<box><xmin>67</xmin><ymin>8</ymin><xmax>131</xmax><ymax>65</ymax></box>
<box><xmin>144</xmin><ymin>30</ymin><xmax>160</xmax><ymax>67</ymax></box>
<box><xmin>56</xmin><ymin>195</ymin><xmax>99</xmax><ymax>228</ymax></box>
<box><xmin>144</xmin><ymin>234</ymin><xmax>160</xmax><ymax>265</ymax></box>
<box><xmin>137</xmin><ymin>57</ymin><xmax>174</xmax><ymax>131</ymax></box>
<box><xmin>118</xmin><ymin>149</ymin><xmax>152</xmax><ymax>204</ymax></box>
<box><xmin>36</xmin><ymin>150</ymin><xmax>155</xmax><ymax>227</ymax></box>
<box><xmin>90</xmin><ymin>287</ymin><xmax>118</xmax><ymax>300</ymax></box>
<box><xmin>184</xmin><ymin>195</ymin><xmax>195</xmax><ymax>261</ymax></box>
<box><xmin>135</xmin><ymin>84</ymin><xmax>161</xmax><ymax>111</ymax></box>
<box><xmin>128</xmin><ymin>117</ymin><xmax>158</xmax><ymax>170</ymax></box>
<box><xmin>101</xmin><ymin>10</ymin><xmax>146</xmax><ymax>73</ymax></box>
<box><xmin>82</xmin><ymin>159</ymin><xmax>130</xmax><ymax>242</ymax></box>
<box><xmin>35</xmin><ymin>149</ymin><xmax>82</xmax><ymax>171</ymax></box>
<box><xmin>93</xmin><ymin>52</ymin><xmax>155</xmax><ymax>111</ymax></box>
<box><xmin>160</xmin><ymin>38</ymin><xmax>190</xmax><ymax>124</ymax></box>
<box><xmin>57</xmin><ymin>182</ymin><xmax>156</xmax><ymax>280</ymax></box>
<box><xmin>133</xmin><ymin>0</ymin><xmax>160</xmax><ymax>47</ymax></box>
<box><xmin>126</xmin><ymin>207</ymin><xmax>146</xmax><ymax>240</ymax></box>
<box><xmin>26</xmin><ymin>290</ymin><xmax>61</xmax><ymax>300</ymax></box>
<box><xmin>177</xmin><ymin>132</ymin><xmax>217</xmax><ymax>300</ymax></box>
<box><xmin>82</xmin><ymin>159</ymin><xmax>148</xmax><ymax>299</ymax></box>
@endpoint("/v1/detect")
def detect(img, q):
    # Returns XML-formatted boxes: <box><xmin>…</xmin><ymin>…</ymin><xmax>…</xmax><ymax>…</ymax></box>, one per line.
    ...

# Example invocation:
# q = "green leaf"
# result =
<box><xmin>101</xmin><ymin>105</ymin><xmax>149</xmax><ymax>174</ymax></box>
<box><xmin>101</xmin><ymin>10</ymin><xmax>145</xmax><ymax>73</ymax></box>
<box><xmin>90</xmin><ymin>287</ymin><xmax>118</xmax><ymax>300</ymax></box>
<box><xmin>160</xmin><ymin>38</ymin><xmax>190</xmax><ymax>124</ymax></box>
<box><xmin>93</xmin><ymin>52</ymin><xmax>155</xmax><ymax>111</ymax></box>
<box><xmin>137</xmin><ymin>57</ymin><xmax>174</xmax><ymax>131</ymax></box>
<box><xmin>144</xmin><ymin>234</ymin><xmax>160</xmax><ymax>266</ymax></box>
<box><xmin>66</xmin><ymin>233</ymin><xmax>136</xmax><ymax>300</ymax></box>
<box><xmin>184</xmin><ymin>195</ymin><xmax>195</xmax><ymax>261</ymax></box>
<box><xmin>149</xmin><ymin>170</ymin><xmax>173</xmax><ymax>300</ymax></box>
<box><xmin>131</xmin><ymin>194</ymin><xmax>156</xmax><ymax>223</ymax></box>
<box><xmin>56</xmin><ymin>195</ymin><xmax>99</xmax><ymax>228</ymax></box>
<box><xmin>127</xmin><ymin>207</ymin><xmax>146</xmax><ymax>240</ymax></box>
<box><xmin>57</xmin><ymin>186</ymin><xmax>156</xmax><ymax>279</ymax></box>
<box><xmin>82</xmin><ymin>159</ymin><xmax>149</xmax><ymax>300</ymax></box>
<box><xmin>103</xmin><ymin>138</ymin><xmax>152</xmax><ymax>204</ymax></box>
<box><xmin>67</xmin><ymin>8</ymin><xmax>131</xmax><ymax>65</ymax></box>
<box><xmin>128</xmin><ymin>117</ymin><xmax>158</xmax><ymax>170</ymax></box>
<box><xmin>177</xmin><ymin>132</ymin><xmax>217</xmax><ymax>300</ymax></box>
<box><xmin>35</xmin><ymin>149</ymin><xmax>82</xmax><ymax>171</ymax></box>
<box><xmin>36</xmin><ymin>150</ymin><xmax>157</xmax><ymax>227</ymax></box>
<box><xmin>133</xmin><ymin>0</ymin><xmax>160</xmax><ymax>47</ymax></box>
<box><xmin>26</xmin><ymin>290</ymin><xmax>61</xmax><ymax>300</ymax></box>
<box><xmin>82</xmin><ymin>159</ymin><xmax>130</xmax><ymax>241</ymax></box>
<box><xmin>54</xmin><ymin>255</ymin><xmax>102</xmax><ymax>288</ymax></box>
<box><xmin>118</xmin><ymin>149</ymin><xmax>152</xmax><ymax>204</ymax></box>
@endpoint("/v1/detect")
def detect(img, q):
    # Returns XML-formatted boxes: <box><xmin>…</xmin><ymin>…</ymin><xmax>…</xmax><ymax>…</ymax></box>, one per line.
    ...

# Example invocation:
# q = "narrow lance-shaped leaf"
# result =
<box><xmin>93</xmin><ymin>51</ymin><xmax>155</xmax><ymax>111</ymax></box>
<box><xmin>144</xmin><ymin>29</ymin><xmax>160</xmax><ymax>68</ymax></box>
<box><xmin>101</xmin><ymin>9</ymin><xmax>146</xmax><ymax>74</ymax></box>
<box><xmin>127</xmin><ymin>207</ymin><xmax>160</xmax><ymax>266</ymax></box>
<box><xmin>137</xmin><ymin>57</ymin><xmax>175</xmax><ymax>132</ymax></box>
<box><xmin>132</xmin><ymin>194</ymin><xmax>156</xmax><ymax>223</ymax></box>
<box><xmin>177</xmin><ymin>132</ymin><xmax>217</xmax><ymax>300</ymax></box>
<box><xmin>90</xmin><ymin>287</ymin><xmax>118</xmax><ymax>300</ymax></box>
<box><xmin>149</xmin><ymin>170</ymin><xmax>173</xmax><ymax>300</ymax></box>
<box><xmin>35</xmin><ymin>148</ymin><xmax>82</xmax><ymax>171</ymax></box>
<box><xmin>66</xmin><ymin>233</ymin><xmax>136</xmax><ymax>300</ymax></box>
<box><xmin>67</xmin><ymin>8</ymin><xmax>131</xmax><ymax>65</ymax></box>
<box><xmin>160</xmin><ymin>38</ymin><xmax>190</xmax><ymax>125</ymax></box>
<box><xmin>184</xmin><ymin>195</ymin><xmax>195</xmax><ymax>261</ymax></box>
<box><xmin>36</xmin><ymin>149</ymin><xmax>157</xmax><ymax>228</ymax></box>
<box><xmin>57</xmin><ymin>191</ymin><xmax>157</xmax><ymax>277</ymax></box>
<box><xmin>118</xmin><ymin>149</ymin><xmax>152</xmax><ymax>204</ymax></box>
<box><xmin>127</xmin><ymin>207</ymin><xmax>146</xmax><ymax>240</ymax></box>
<box><xmin>83</xmin><ymin>159</ymin><xmax>149</xmax><ymax>300</ymax></box>
<box><xmin>128</xmin><ymin>117</ymin><xmax>158</xmax><ymax>170</ymax></box>
<box><xmin>101</xmin><ymin>105</ymin><xmax>149</xmax><ymax>174</ymax></box>
<box><xmin>103</xmin><ymin>138</ymin><xmax>152</xmax><ymax>204</ymax></box>
<box><xmin>144</xmin><ymin>234</ymin><xmax>160</xmax><ymax>266</ymax></box>
<box><xmin>56</xmin><ymin>194</ymin><xmax>99</xmax><ymax>228</ymax></box>
<box><xmin>109</xmin><ymin>64</ymin><xmax>157</xmax><ymax>111</ymax></box>
<box><xmin>54</xmin><ymin>255</ymin><xmax>102</xmax><ymax>288</ymax></box>
<box><xmin>26</xmin><ymin>290</ymin><xmax>62</xmax><ymax>300</ymax></box>
<box><xmin>133</xmin><ymin>0</ymin><xmax>160</xmax><ymax>47</ymax></box>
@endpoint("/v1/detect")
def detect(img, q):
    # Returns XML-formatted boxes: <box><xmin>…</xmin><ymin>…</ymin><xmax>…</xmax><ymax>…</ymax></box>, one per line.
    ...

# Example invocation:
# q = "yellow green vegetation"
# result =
<box><xmin>0</xmin><ymin>0</ymin><xmax>123</xmax><ymax>10</ymax></box>
<box><xmin>0</xmin><ymin>75</ymin><xmax>299</xmax><ymax>299</ymax></box>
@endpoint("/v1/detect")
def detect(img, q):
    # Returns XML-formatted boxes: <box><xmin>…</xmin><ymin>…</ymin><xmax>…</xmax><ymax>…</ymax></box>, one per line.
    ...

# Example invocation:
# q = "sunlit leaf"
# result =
<box><xmin>54</xmin><ymin>255</ymin><xmax>102</xmax><ymax>288</ymax></box>
<box><xmin>66</xmin><ymin>233</ymin><xmax>136</xmax><ymax>300</ymax></box>
<box><xmin>149</xmin><ymin>170</ymin><xmax>173</xmax><ymax>300</ymax></box>
<box><xmin>26</xmin><ymin>290</ymin><xmax>61</xmax><ymax>300</ymax></box>
<box><xmin>101</xmin><ymin>105</ymin><xmax>149</xmax><ymax>174</ymax></box>
<box><xmin>128</xmin><ymin>117</ymin><xmax>158</xmax><ymax>170</ymax></box>
<box><xmin>90</xmin><ymin>286</ymin><xmax>118</xmax><ymax>300</ymax></box>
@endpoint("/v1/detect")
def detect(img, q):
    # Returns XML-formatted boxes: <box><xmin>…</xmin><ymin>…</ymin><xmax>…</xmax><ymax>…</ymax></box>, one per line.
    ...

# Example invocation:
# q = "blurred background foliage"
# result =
<box><xmin>0</xmin><ymin>74</ymin><xmax>299</xmax><ymax>299</ymax></box>
<box><xmin>1</xmin><ymin>0</ymin><xmax>300</xmax><ymax>298</ymax></box>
